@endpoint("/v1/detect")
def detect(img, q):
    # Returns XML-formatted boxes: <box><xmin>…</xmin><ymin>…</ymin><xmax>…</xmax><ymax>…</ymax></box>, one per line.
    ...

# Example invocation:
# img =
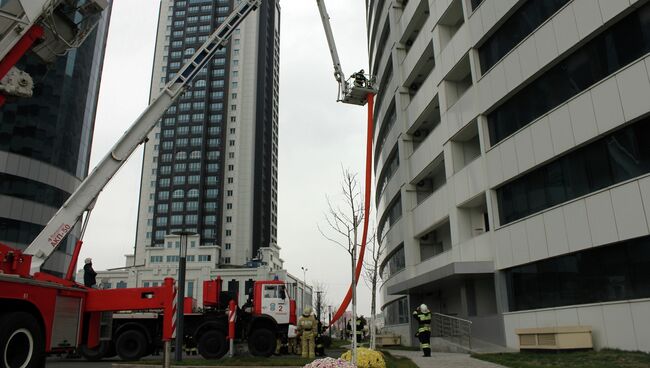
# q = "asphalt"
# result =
<box><xmin>385</xmin><ymin>349</ymin><xmax>507</xmax><ymax>368</ymax></box>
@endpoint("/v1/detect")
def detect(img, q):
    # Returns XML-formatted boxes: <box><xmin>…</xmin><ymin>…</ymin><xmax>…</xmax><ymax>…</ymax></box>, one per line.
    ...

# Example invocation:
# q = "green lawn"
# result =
<box><xmin>473</xmin><ymin>349</ymin><xmax>650</xmax><ymax>368</ymax></box>
<box><xmin>381</xmin><ymin>350</ymin><xmax>419</xmax><ymax>368</ymax></box>
<box><xmin>135</xmin><ymin>355</ymin><xmax>315</xmax><ymax>366</ymax></box>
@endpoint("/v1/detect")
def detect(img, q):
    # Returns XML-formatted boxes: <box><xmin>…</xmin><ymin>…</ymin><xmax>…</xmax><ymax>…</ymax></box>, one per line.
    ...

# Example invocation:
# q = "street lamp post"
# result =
<box><xmin>172</xmin><ymin>230</ymin><xmax>195</xmax><ymax>362</ymax></box>
<box><xmin>300</xmin><ymin>266</ymin><xmax>308</xmax><ymax>312</ymax></box>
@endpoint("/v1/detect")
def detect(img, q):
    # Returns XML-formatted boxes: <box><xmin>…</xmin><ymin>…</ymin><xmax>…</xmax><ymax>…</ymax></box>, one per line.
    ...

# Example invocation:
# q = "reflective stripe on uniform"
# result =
<box><xmin>418</xmin><ymin>326</ymin><xmax>431</xmax><ymax>333</ymax></box>
<box><xmin>419</xmin><ymin>313</ymin><xmax>431</xmax><ymax>321</ymax></box>
<box><xmin>421</xmin><ymin>343</ymin><xmax>431</xmax><ymax>348</ymax></box>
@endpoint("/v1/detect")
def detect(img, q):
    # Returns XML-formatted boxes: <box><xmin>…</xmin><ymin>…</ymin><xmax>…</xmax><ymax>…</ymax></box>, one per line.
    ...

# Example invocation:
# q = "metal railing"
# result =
<box><xmin>432</xmin><ymin>313</ymin><xmax>472</xmax><ymax>349</ymax></box>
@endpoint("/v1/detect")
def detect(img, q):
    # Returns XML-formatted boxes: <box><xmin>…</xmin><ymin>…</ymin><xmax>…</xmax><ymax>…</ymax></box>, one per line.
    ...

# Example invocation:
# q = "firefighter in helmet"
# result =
<box><xmin>413</xmin><ymin>304</ymin><xmax>432</xmax><ymax>357</ymax></box>
<box><xmin>297</xmin><ymin>306</ymin><xmax>317</xmax><ymax>358</ymax></box>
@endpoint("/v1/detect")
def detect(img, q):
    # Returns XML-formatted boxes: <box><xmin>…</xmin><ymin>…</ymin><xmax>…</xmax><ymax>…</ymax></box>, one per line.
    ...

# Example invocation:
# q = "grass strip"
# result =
<box><xmin>473</xmin><ymin>349</ymin><xmax>650</xmax><ymax>368</ymax></box>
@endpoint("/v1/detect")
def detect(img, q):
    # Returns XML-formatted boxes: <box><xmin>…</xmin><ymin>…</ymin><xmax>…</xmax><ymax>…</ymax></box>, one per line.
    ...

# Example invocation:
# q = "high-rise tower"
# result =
<box><xmin>0</xmin><ymin>3</ymin><xmax>112</xmax><ymax>276</ymax></box>
<box><xmin>133</xmin><ymin>0</ymin><xmax>280</xmax><ymax>268</ymax></box>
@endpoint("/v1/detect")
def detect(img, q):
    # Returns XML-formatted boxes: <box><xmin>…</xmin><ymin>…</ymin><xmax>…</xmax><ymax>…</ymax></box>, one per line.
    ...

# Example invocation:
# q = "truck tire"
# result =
<box><xmin>79</xmin><ymin>341</ymin><xmax>112</xmax><ymax>361</ymax></box>
<box><xmin>115</xmin><ymin>329</ymin><xmax>148</xmax><ymax>361</ymax></box>
<box><xmin>197</xmin><ymin>330</ymin><xmax>227</xmax><ymax>359</ymax></box>
<box><xmin>0</xmin><ymin>312</ymin><xmax>44</xmax><ymax>368</ymax></box>
<box><xmin>247</xmin><ymin>328</ymin><xmax>275</xmax><ymax>357</ymax></box>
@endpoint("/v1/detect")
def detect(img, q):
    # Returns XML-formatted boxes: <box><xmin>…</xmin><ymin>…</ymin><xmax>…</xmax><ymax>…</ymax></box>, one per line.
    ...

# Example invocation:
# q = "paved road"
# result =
<box><xmin>46</xmin><ymin>357</ymin><xmax>118</xmax><ymax>367</ymax></box>
<box><xmin>386</xmin><ymin>350</ymin><xmax>506</xmax><ymax>368</ymax></box>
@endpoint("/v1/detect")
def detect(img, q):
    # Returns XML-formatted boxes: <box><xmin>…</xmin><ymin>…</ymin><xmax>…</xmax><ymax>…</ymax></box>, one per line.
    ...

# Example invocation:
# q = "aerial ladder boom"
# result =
<box><xmin>315</xmin><ymin>0</ymin><xmax>375</xmax><ymax>105</ymax></box>
<box><xmin>24</xmin><ymin>0</ymin><xmax>262</xmax><ymax>274</ymax></box>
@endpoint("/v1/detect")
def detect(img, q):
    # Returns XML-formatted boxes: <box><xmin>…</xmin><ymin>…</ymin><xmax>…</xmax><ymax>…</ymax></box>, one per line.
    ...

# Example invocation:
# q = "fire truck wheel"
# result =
<box><xmin>197</xmin><ymin>331</ymin><xmax>227</xmax><ymax>359</ymax></box>
<box><xmin>247</xmin><ymin>328</ymin><xmax>275</xmax><ymax>357</ymax></box>
<box><xmin>78</xmin><ymin>341</ymin><xmax>112</xmax><ymax>361</ymax></box>
<box><xmin>0</xmin><ymin>312</ymin><xmax>44</xmax><ymax>368</ymax></box>
<box><xmin>115</xmin><ymin>330</ymin><xmax>148</xmax><ymax>361</ymax></box>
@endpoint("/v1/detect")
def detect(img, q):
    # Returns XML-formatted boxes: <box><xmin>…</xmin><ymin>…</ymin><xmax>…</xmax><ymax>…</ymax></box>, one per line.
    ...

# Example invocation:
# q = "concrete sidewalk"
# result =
<box><xmin>385</xmin><ymin>349</ymin><xmax>507</xmax><ymax>368</ymax></box>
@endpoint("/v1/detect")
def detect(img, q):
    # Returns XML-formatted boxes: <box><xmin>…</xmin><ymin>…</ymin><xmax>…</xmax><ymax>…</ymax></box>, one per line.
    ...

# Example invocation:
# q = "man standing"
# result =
<box><xmin>297</xmin><ymin>306</ymin><xmax>317</xmax><ymax>358</ymax></box>
<box><xmin>83</xmin><ymin>258</ymin><xmax>97</xmax><ymax>288</ymax></box>
<box><xmin>355</xmin><ymin>316</ymin><xmax>366</xmax><ymax>343</ymax></box>
<box><xmin>413</xmin><ymin>304</ymin><xmax>432</xmax><ymax>357</ymax></box>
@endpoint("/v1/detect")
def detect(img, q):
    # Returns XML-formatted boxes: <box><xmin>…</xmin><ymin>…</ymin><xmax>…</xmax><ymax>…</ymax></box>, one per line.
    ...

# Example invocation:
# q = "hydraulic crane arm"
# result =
<box><xmin>315</xmin><ymin>0</ymin><xmax>346</xmax><ymax>87</ymax></box>
<box><xmin>315</xmin><ymin>0</ymin><xmax>375</xmax><ymax>106</ymax></box>
<box><xmin>24</xmin><ymin>0</ymin><xmax>262</xmax><ymax>274</ymax></box>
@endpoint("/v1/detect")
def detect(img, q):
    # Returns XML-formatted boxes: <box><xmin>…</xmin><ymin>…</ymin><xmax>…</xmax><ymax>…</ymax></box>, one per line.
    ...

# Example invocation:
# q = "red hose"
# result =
<box><xmin>329</xmin><ymin>93</ymin><xmax>374</xmax><ymax>326</ymax></box>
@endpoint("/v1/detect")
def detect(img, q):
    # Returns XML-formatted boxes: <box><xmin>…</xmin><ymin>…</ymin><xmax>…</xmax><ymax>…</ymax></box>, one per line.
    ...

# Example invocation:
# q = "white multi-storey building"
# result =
<box><xmin>371</xmin><ymin>0</ymin><xmax>650</xmax><ymax>351</ymax></box>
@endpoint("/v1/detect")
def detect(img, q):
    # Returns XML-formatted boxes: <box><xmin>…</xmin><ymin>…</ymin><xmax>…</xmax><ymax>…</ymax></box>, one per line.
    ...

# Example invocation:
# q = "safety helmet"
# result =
<box><xmin>84</xmin><ymin>258</ymin><xmax>92</xmax><ymax>264</ymax></box>
<box><xmin>419</xmin><ymin>304</ymin><xmax>429</xmax><ymax>313</ymax></box>
<box><xmin>303</xmin><ymin>306</ymin><xmax>312</xmax><ymax>316</ymax></box>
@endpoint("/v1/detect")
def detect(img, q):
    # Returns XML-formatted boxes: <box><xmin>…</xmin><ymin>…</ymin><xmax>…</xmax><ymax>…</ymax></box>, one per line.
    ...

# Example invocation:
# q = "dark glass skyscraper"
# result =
<box><xmin>134</xmin><ymin>0</ymin><xmax>279</xmax><ymax>267</ymax></box>
<box><xmin>0</xmin><ymin>4</ymin><xmax>112</xmax><ymax>275</ymax></box>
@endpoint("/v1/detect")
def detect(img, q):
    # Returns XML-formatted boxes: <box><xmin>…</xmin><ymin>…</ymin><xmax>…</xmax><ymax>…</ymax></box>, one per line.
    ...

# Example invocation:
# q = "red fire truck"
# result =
<box><xmin>81</xmin><ymin>277</ymin><xmax>298</xmax><ymax>361</ymax></box>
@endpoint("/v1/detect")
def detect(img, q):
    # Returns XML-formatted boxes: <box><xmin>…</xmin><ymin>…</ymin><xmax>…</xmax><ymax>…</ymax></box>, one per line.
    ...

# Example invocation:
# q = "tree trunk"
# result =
<box><xmin>370</xmin><ymin>272</ymin><xmax>377</xmax><ymax>350</ymax></box>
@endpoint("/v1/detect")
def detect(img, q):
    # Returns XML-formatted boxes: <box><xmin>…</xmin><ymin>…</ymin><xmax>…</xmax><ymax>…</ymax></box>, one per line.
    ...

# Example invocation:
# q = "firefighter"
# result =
<box><xmin>354</xmin><ymin>69</ymin><xmax>367</xmax><ymax>87</ymax></box>
<box><xmin>287</xmin><ymin>323</ymin><xmax>298</xmax><ymax>354</ymax></box>
<box><xmin>297</xmin><ymin>306</ymin><xmax>317</xmax><ymax>358</ymax></box>
<box><xmin>413</xmin><ymin>304</ymin><xmax>432</xmax><ymax>357</ymax></box>
<box><xmin>355</xmin><ymin>316</ymin><xmax>366</xmax><ymax>343</ymax></box>
<box><xmin>83</xmin><ymin>258</ymin><xmax>97</xmax><ymax>288</ymax></box>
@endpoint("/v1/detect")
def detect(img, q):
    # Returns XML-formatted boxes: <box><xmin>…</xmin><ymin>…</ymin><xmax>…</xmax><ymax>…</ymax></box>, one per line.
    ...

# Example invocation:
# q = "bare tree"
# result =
<box><xmin>363</xmin><ymin>231</ymin><xmax>384</xmax><ymax>350</ymax></box>
<box><xmin>312</xmin><ymin>280</ymin><xmax>330</xmax><ymax>324</ymax></box>
<box><xmin>318</xmin><ymin>168</ymin><xmax>364</xmax><ymax>362</ymax></box>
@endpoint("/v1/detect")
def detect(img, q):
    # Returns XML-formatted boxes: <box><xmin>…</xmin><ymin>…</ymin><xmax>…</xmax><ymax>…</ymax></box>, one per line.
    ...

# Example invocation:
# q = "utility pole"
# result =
<box><xmin>316</xmin><ymin>290</ymin><xmax>323</xmax><ymax>323</ymax></box>
<box><xmin>172</xmin><ymin>230</ymin><xmax>195</xmax><ymax>362</ymax></box>
<box><xmin>328</xmin><ymin>305</ymin><xmax>332</xmax><ymax>338</ymax></box>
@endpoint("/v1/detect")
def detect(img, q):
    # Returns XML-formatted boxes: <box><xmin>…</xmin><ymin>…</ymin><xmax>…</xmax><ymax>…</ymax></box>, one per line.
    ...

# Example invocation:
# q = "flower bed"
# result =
<box><xmin>340</xmin><ymin>348</ymin><xmax>386</xmax><ymax>368</ymax></box>
<box><xmin>303</xmin><ymin>357</ymin><xmax>356</xmax><ymax>368</ymax></box>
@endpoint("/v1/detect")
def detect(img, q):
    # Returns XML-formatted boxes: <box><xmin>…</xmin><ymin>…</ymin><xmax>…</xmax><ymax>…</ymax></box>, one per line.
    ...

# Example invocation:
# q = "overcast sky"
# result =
<box><xmin>79</xmin><ymin>0</ymin><xmax>375</xmax><ymax>315</ymax></box>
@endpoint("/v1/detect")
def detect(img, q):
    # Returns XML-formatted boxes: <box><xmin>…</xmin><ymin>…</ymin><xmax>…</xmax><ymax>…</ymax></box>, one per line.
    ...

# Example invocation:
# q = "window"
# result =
<box><xmin>190</xmin><ymin>150</ymin><xmax>201</xmax><ymax>159</ymax></box>
<box><xmin>158</xmin><ymin>191</ymin><xmax>169</xmax><ymax>200</ymax></box>
<box><xmin>171</xmin><ymin>215</ymin><xmax>183</xmax><ymax>225</ymax></box>
<box><xmin>198</xmin><ymin>255</ymin><xmax>212</xmax><ymax>262</ymax></box>
<box><xmin>496</xmin><ymin>116</ymin><xmax>650</xmax><ymax>225</ymax></box>
<box><xmin>174</xmin><ymin>163</ymin><xmax>186</xmax><ymax>172</ymax></box>
<box><xmin>190</xmin><ymin>137</ymin><xmax>202</xmax><ymax>146</ymax></box>
<box><xmin>150</xmin><ymin>256</ymin><xmax>163</xmax><ymax>263</ymax></box>
<box><xmin>205</xmin><ymin>202</ymin><xmax>217</xmax><ymax>211</ymax></box>
<box><xmin>187</xmin><ymin>201</ymin><xmax>199</xmax><ymax>211</ymax></box>
<box><xmin>226</xmin><ymin>216</ymin><xmax>232</xmax><ymax>223</ymax></box>
<box><xmin>208</xmin><ymin>151</ymin><xmax>220</xmax><ymax>160</ymax></box>
<box><xmin>159</xmin><ymin>178</ymin><xmax>170</xmax><ymax>187</ymax></box>
<box><xmin>189</xmin><ymin>162</ymin><xmax>201</xmax><ymax>172</ymax></box>
<box><xmin>378</xmin><ymin>195</ymin><xmax>402</xmax><ymax>240</ymax></box>
<box><xmin>204</xmin><ymin>216</ymin><xmax>216</xmax><ymax>225</ymax></box>
<box><xmin>172</xmin><ymin>189</ymin><xmax>184</xmax><ymax>199</ymax></box>
<box><xmin>187</xmin><ymin>189</ymin><xmax>199</xmax><ymax>198</ymax></box>
<box><xmin>171</xmin><ymin>202</ymin><xmax>184</xmax><ymax>211</ymax></box>
<box><xmin>479</xmin><ymin>0</ymin><xmax>569</xmax><ymax>73</ymax></box>
<box><xmin>488</xmin><ymin>4</ymin><xmax>650</xmax><ymax>145</ymax></box>
<box><xmin>380</xmin><ymin>245</ymin><xmax>405</xmax><ymax>280</ymax></box>
<box><xmin>175</xmin><ymin>151</ymin><xmax>187</xmax><ymax>160</ymax></box>
<box><xmin>206</xmin><ymin>188</ymin><xmax>219</xmax><ymax>198</ymax></box>
<box><xmin>204</xmin><ymin>229</ymin><xmax>215</xmax><ymax>238</ymax></box>
<box><xmin>185</xmin><ymin>214</ymin><xmax>198</xmax><ymax>225</ymax></box>
<box><xmin>206</xmin><ymin>176</ymin><xmax>218</xmax><ymax>185</ymax></box>
<box><xmin>191</xmin><ymin>126</ymin><xmax>203</xmax><ymax>134</ymax></box>
<box><xmin>157</xmin><ymin>203</ymin><xmax>168</xmax><ymax>212</ymax></box>
<box><xmin>211</xmin><ymin>91</ymin><xmax>224</xmax><ymax>99</ymax></box>
<box><xmin>156</xmin><ymin>217</ymin><xmax>168</xmax><ymax>226</ymax></box>
<box><xmin>176</xmin><ymin>138</ymin><xmax>188</xmax><ymax>148</ymax></box>
<box><xmin>167</xmin><ymin>255</ymin><xmax>180</xmax><ymax>263</ymax></box>
<box><xmin>207</xmin><ymin>164</ymin><xmax>219</xmax><ymax>173</ymax></box>
<box><xmin>173</xmin><ymin>176</ymin><xmax>185</xmax><ymax>186</ymax></box>
<box><xmin>188</xmin><ymin>175</ymin><xmax>200</xmax><ymax>184</ymax></box>
<box><xmin>383</xmin><ymin>297</ymin><xmax>409</xmax><ymax>325</ymax></box>
<box><xmin>506</xmin><ymin>234</ymin><xmax>650</xmax><ymax>311</ymax></box>
<box><xmin>376</xmin><ymin>146</ymin><xmax>399</xmax><ymax>204</ymax></box>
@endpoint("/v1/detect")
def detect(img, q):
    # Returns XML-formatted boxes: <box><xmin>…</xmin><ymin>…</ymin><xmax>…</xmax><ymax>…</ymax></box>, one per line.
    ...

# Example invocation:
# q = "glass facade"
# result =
<box><xmin>376</xmin><ymin>145</ymin><xmax>399</xmax><ymax>206</ymax></box>
<box><xmin>381</xmin><ymin>244</ymin><xmax>405</xmax><ymax>280</ymax></box>
<box><xmin>506</xmin><ymin>235</ymin><xmax>650</xmax><ymax>311</ymax></box>
<box><xmin>478</xmin><ymin>0</ymin><xmax>570</xmax><ymax>73</ymax></box>
<box><xmin>151</xmin><ymin>0</ymin><xmax>232</xmax><ymax>247</ymax></box>
<box><xmin>487</xmin><ymin>3</ymin><xmax>650</xmax><ymax>145</ymax></box>
<box><xmin>378</xmin><ymin>194</ymin><xmax>402</xmax><ymax>240</ymax></box>
<box><xmin>496</xmin><ymin>115</ymin><xmax>650</xmax><ymax>225</ymax></box>
<box><xmin>0</xmin><ymin>5</ymin><xmax>110</xmax><ymax>276</ymax></box>
<box><xmin>383</xmin><ymin>297</ymin><xmax>409</xmax><ymax>325</ymax></box>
